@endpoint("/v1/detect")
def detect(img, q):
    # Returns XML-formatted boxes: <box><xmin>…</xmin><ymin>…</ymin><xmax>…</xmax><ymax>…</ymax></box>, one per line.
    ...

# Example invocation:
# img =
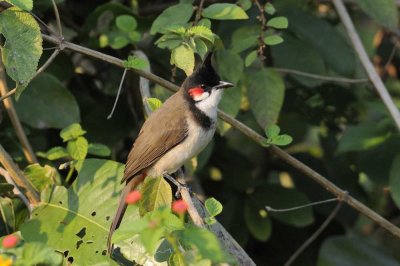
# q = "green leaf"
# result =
<box><xmin>179</xmin><ymin>227</ymin><xmax>227</xmax><ymax>262</ymax></box>
<box><xmin>20</xmin><ymin>159</ymin><xmax>137</xmax><ymax>265</ymax></box>
<box><xmin>317</xmin><ymin>236</ymin><xmax>399</xmax><ymax>266</ymax></box>
<box><xmin>0</xmin><ymin>7</ymin><xmax>43</xmax><ymax>98</ymax></box>
<box><xmin>264</xmin><ymin>3</ymin><xmax>276</xmax><ymax>15</ymax></box>
<box><xmin>24</xmin><ymin>164</ymin><xmax>58</xmax><ymax>192</ymax></box>
<box><xmin>20</xmin><ymin>242</ymin><xmax>63</xmax><ymax>265</ymax></box>
<box><xmin>389</xmin><ymin>154</ymin><xmax>400</xmax><ymax>208</ymax></box>
<box><xmin>14</xmin><ymin>73</ymin><xmax>80</xmax><ymax>129</ymax></box>
<box><xmin>0</xmin><ymin>183</ymin><xmax>14</xmax><ymax>193</ymax></box>
<box><xmin>110</xmin><ymin>36</ymin><xmax>129</xmax><ymax>49</ymax></box>
<box><xmin>171</xmin><ymin>44</ymin><xmax>195</xmax><ymax>76</ymax></box>
<box><xmin>337</xmin><ymin>122</ymin><xmax>391</xmax><ymax>153</ymax></box>
<box><xmin>237</xmin><ymin>0</ymin><xmax>252</xmax><ymax>11</ymax></box>
<box><xmin>205</xmin><ymin>197</ymin><xmax>223</xmax><ymax>217</ymax></box>
<box><xmin>188</xmin><ymin>25</ymin><xmax>215</xmax><ymax>43</ymax></box>
<box><xmin>122</xmin><ymin>55</ymin><xmax>150</xmax><ymax>70</ymax></box>
<box><xmin>267</xmin><ymin>16</ymin><xmax>288</xmax><ymax>29</ymax></box>
<box><xmin>252</xmin><ymin>185</ymin><xmax>314</xmax><ymax>227</ymax></box>
<box><xmin>248</xmin><ymin>68</ymin><xmax>285</xmax><ymax>129</ymax></box>
<box><xmin>7</xmin><ymin>0</ymin><xmax>32</xmax><ymax>11</ymax></box>
<box><xmin>194</xmin><ymin>38</ymin><xmax>208</xmax><ymax>59</ymax></box>
<box><xmin>264</xmin><ymin>35</ymin><xmax>284</xmax><ymax>45</ymax></box>
<box><xmin>139</xmin><ymin>176</ymin><xmax>172</xmax><ymax>215</ymax></box>
<box><xmin>283</xmin><ymin>8</ymin><xmax>355</xmax><ymax>76</ymax></box>
<box><xmin>265</xmin><ymin>124</ymin><xmax>280</xmax><ymax>138</ymax></box>
<box><xmin>244</xmin><ymin>202</ymin><xmax>272</xmax><ymax>241</ymax></box>
<box><xmin>202</xmin><ymin>3</ymin><xmax>248</xmax><ymax>20</ymax></box>
<box><xmin>40</xmin><ymin>146</ymin><xmax>69</xmax><ymax>160</ymax></box>
<box><xmin>230</xmin><ymin>26</ymin><xmax>259</xmax><ymax>53</ymax></box>
<box><xmin>146</xmin><ymin>97</ymin><xmax>163</xmax><ymax>112</ymax></box>
<box><xmin>356</xmin><ymin>0</ymin><xmax>398</xmax><ymax>30</ymax></box>
<box><xmin>60</xmin><ymin>123</ymin><xmax>87</xmax><ymax>142</ymax></box>
<box><xmin>245</xmin><ymin>50</ymin><xmax>257</xmax><ymax>67</ymax></box>
<box><xmin>0</xmin><ymin>197</ymin><xmax>15</xmax><ymax>233</ymax></box>
<box><xmin>115</xmin><ymin>15</ymin><xmax>137</xmax><ymax>32</ymax></box>
<box><xmin>67</xmin><ymin>136</ymin><xmax>89</xmax><ymax>160</ymax></box>
<box><xmin>271</xmin><ymin>35</ymin><xmax>326</xmax><ymax>87</ymax></box>
<box><xmin>87</xmin><ymin>143</ymin><xmax>111</xmax><ymax>157</ymax></box>
<box><xmin>150</xmin><ymin>4</ymin><xmax>193</xmax><ymax>34</ymax></box>
<box><xmin>271</xmin><ymin>135</ymin><xmax>293</xmax><ymax>146</ymax></box>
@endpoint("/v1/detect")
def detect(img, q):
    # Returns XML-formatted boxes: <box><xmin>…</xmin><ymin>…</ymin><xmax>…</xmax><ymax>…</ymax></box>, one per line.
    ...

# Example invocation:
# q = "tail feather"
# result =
<box><xmin>107</xmin><ymin>175</ymin><xmax>144</xmax><ymax>255</ymax></box>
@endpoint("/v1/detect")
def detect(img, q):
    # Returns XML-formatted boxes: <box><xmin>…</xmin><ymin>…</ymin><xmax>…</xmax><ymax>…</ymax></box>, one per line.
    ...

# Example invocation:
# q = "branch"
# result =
<box><xmin>40</xmin><ymin>33</ymin><xmax>400</xmax><ymax>239</ymax></box>
<box><xmin>332</xmin><ymin>0</ymin><xmax>400</xmax><ymax>131</ymax></box>
<box><xmin>0</xmin><ymin>60</ymin><xmax>38</xmax><ymax>164</ymax></box>
<box><xmin>194</xmin><ymin>0</ymin><xmax>206</xmax><ymax>25</ymax></box>
<box><xmin>273</xmin><ymin>67</ymin><xmax>369</xmax><ymax>84</ymax></box>
<box><xmin>0</xmin><ymin>167</ymin><xmax>32</xmax><ymax>213</ymax></box>
<box><xmin>0</xmin><ymin>145</ymin><xmax>40</xmax><ymax>206</ymax></box>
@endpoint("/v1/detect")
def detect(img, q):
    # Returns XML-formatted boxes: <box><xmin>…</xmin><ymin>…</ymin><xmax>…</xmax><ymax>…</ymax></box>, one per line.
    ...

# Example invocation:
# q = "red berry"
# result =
<box><xmin>2</xmin><ymin>234</ymin><xmax>19</xmax><ymax>249</ymax></box>
<box><xmin>172</xmin><ymin>200</ymin><xmax>188</xmax><ymax>215</ymax></box>
<box><xmin>125</xmin><ymin>190</ymin><xmax>142</xmax><ymax>205</ymax></box>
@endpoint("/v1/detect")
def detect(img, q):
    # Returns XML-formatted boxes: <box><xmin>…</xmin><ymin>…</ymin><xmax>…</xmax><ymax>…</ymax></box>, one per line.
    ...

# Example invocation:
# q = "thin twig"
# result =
<box><xmin>51</xmin><ymin>0</ymin><xmax>63</xmax><ymax>37</ymax></box>
<box><xmin>194</xmin><ymin>0</ymin><xmax>206</xmax><ymax>25</ymax></box>
<box><xmin>332</xmin><ymin>0</ymin><xmax>400</xmax><ymax>131</ymax></box>
<box><xmin>107</xmin><ymin>68</ymin><xmax>127</xmax><ymax>119</ymax></box>
<box><xmin>273</xmin><ymin>67</ymin><xmax>369</xmax><ymax>84</ymax></box>
<box><xmin>252</xmin><ymin>0</ymin><xmax>267</xmax><ymax>61</ymax></box>
<box><xmin>41</xmin><ymin>33</ymin><xmax>400</xmax><ymax>239</ymax></box>
<box><xmin>0</xmin><ymin>88</ymin><xmax>16</xmax><ymax>102</ymax></box>
<box><xmin>266</xmin><ymin>197</ymin><xmax>339</xmax><ymax>212</ymax></box>
<box><xmin>0</xmin><ymin>167</ymin><xmax>32</xmax><ymax>213</ymax></box>
<box><xmin>0</xmin><ymin>60</ymin><xmax>38</xmax><ymax>164</ymax></box>
<box><xmin>0</xmin><ymin>145</ymin><xmax>40</xmax><ymax>206</ymax></box>
<box><xmin>384</xmin><ymin>40</ymin><xmax>398</xmax><ymax>70</ymax></box>
<box><xmin>284</xmin><ymin>199</ymin><xmax>344</xmax><ymax>266</ymax></box>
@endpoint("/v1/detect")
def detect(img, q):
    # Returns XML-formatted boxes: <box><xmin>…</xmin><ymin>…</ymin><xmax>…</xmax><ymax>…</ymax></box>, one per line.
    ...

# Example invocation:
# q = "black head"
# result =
<box><xmin>182</xmin><ymin>53</ymin><xmax>234</xmax><ymax>102</ymax></box>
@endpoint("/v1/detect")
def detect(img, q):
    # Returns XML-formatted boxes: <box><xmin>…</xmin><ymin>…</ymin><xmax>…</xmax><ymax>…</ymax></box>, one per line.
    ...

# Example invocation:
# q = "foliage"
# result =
<box><xmin>1</xmin><ymin>0</ymin><xmax>400</xmax><ymax>265</ymax></box>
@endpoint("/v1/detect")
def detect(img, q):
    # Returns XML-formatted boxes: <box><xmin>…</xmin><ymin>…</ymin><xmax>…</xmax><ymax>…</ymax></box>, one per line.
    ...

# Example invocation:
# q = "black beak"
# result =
<box><xmin>214</xmin><ymin>81</ymin><xmax>234</xmax><ymax>90</ymax></box>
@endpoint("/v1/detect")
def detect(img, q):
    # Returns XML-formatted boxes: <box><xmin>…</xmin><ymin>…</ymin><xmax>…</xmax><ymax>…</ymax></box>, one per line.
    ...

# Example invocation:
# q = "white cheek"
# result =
<box><xmin>195</xmin><ymin>90</ymin><xmax>223</xmax><ymax>118</ymax></box>
<box><xmin>193</xmin><ymin>92</ymin><xmax>210</xmax><ymax>101</ymax></box>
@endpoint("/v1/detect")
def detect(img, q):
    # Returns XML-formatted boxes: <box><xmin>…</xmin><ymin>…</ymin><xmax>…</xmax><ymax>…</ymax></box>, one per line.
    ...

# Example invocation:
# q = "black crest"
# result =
<box><xmin>182</xmin><ymin>52</ymin><xmax>220</xmax><ymax>90</ymax></box>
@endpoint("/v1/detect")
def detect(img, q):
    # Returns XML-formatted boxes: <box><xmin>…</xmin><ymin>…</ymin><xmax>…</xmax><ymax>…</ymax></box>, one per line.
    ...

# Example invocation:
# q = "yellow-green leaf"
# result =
<box><xmin>202</xmin><ymin>3</ymin><xmax>248</xmax><ymax>20</ymax></box>
<box><xmin>171</xmin><ymin>44</ymin><xmax>195</xmax><ymax>76</ymax></box>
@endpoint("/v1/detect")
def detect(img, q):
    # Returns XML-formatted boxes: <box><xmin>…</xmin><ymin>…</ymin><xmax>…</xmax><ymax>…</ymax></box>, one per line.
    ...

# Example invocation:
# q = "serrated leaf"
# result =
<box><xmin>67</xmin><ymin>136</ymin><xmax>88</xmax><ymax>160</ymax></box>
<box><xmin>202</xmin><ymin>3</ymin><xmax>248</xmax><ymax>20</ymax></box>
<box><xmin>188</xmin><ymin>25</ymin><xmax>215</xmax><ymax>43</ymax></box>
<box><xmin>7</xmin><ymin>0</ymin><xmax>32</xmax><ymax>11</ymax></box>
<box><xmin>60</xmin><ymin>123</ymin><xmax>87</xmax><ymax>142</ymax></box>
<box><xmin>356</xmin><ymin>0</ymin><xmax>398</xmax><ymax>30</ymax></box>
<box><xmin>265</xmin><ymin>124</ymin><xmax>280</xmax><ymax>138</ymax></box>
<box><xmin>122</xmin><ymin>55</ymin><xmax>150</xmax><ymax>70</ymax></box>
<box><xmin>248</xmin><ymin>68</ymin><xmax>285</xmax><ymax>129</ymax></box>
<box><xmin>150</xmin><ymin>4</ymin><xmax>193</xmax><ymax>34</ymax></box>
<box><xmin>205</xmin><ymin>197</ymin><xmax>223</xmax><ymax>217</ymax></box>
<box><xmin>20</xmin><ymin>159</ymin><xmax>135</xmax><ymax>265</ymax></box>
<box><xmin>139</xmin><ymin>176</ymin><xmax>172</xmax><ymax>216</ymax></box>
<box><xmin>267</xmin><ymin>16</ymin><xmax>288</xmax><ymax>29</ymax></box>
<box><xmin>264</xmin><ymin>35</ymin><xmax>284</xmax><ymax>45</ymax></box>
<box><xmin>244</xmin><ymin>202</ymin><xmax>272</xmax><ymax>241</ymax></box>
<box><xmin>264</xmin><ymin>3</ymin><xmax>276</xmax><ymax>15</ymax></box>
<box><xmin>146</xmin><ymin>98</ymin><xmax>163</xmax><ymax>112</ymax></box>
<box><xmin>172</xmin><ymin>44</ymin><xmax>195</xmax><ymax>76</ymax></box>
<box><xmin>24</xmin><ymin>164</ymin><xmax>58</xmax><ymax>192</ymax></box>
<box><xmin>115</xmin><ymin>15</ymin><xmax>137</xmax><ymax>32</ymax></box>
<box><xmin>40</xmin><ymin>146</ymin><xmax>69</xmax><ymax>160</ymax></box>
<box><xmin>0</xmin><ymin>7</ymin><xmax>42</xmax><ymax>98</ymax></box>
<box><xmin>198</xmin><ymin>18</ymin><xmax>211</xmax><ymax>28</ymax></box>
<box><xmin>245</xmin><ymin>50</ymin><xmax>257</xmax><ymax>67</ymax></box>
<box><xmin>87</xmin><ymin>143</ymin><xmax>111</xmax><ymax>157</ymax></box>
<box><xmin>271</xmin><ymin>134</ymin><xmax>293</xmax><ymax>146</ymax></box>
<box><xmin>14</xmin><ymin>73</ymin><xmax>80</xmax><ymax>129</ymax></box>
<box><xmin>389</xmin><ymin>154</ymin><xmax>400</xmax><ymax>208</ymax></box>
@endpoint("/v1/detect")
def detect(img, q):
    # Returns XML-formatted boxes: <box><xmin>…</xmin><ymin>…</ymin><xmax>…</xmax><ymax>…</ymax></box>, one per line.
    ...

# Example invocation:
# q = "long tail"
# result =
<box><xmin>107</xmin><ymin>176</ymin><xmax>144</xmax><ymax>255</ymax></box>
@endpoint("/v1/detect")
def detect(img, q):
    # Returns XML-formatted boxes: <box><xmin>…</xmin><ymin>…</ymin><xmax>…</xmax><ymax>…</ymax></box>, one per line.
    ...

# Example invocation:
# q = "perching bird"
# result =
<box><xmin>107</xmin><ymin>53</ymin><xmax>233</xmax><ymax>254</ymax></box>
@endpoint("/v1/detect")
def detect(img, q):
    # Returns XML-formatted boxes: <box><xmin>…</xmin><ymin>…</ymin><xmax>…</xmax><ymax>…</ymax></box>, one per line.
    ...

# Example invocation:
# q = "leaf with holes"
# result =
<box><xmin>0</xmin><ymin>7</ymin><xmax>42</xmax><ymax>98</ymax></box>
<box><xmin>139</xmin><ymin>176</ymin><xmax>172</xmax><ymax>216</ymax></box>
<box><xmin>19</xmin><ymin>159</ymin><xmax>144</xmax><ymax>265</ymax></box>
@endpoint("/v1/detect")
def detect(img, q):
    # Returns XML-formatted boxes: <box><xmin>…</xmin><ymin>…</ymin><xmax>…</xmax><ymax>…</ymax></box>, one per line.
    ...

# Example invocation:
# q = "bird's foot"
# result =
<box><xmin>163</xmin><ymin>173</ymin><xmax>191</xmax><ymax>198</ymax></box>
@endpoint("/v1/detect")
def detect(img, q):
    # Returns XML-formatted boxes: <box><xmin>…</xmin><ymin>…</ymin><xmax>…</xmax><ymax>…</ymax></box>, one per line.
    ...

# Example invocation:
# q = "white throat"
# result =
<box><xmin>194</xmin><ymin>89</ymin><xmax>223</xmax><ymax>119</ymax></box>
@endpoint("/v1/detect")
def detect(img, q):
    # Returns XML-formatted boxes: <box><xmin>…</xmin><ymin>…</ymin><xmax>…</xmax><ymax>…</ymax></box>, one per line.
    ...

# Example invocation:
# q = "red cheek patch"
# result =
<box><xmin>188</xmin><ymin>87</ymin><xmax>204</xmax><ymax>97</ymax></box>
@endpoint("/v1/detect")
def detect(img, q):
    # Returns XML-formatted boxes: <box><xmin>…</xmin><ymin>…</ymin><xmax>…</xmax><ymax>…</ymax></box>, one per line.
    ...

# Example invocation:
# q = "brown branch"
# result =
<box><xmin>332</xmin><ymin>0</ymin><xmax>400</xmax><ymax>131</ymax></box>
<box><xmin>51</xmin><ymin>0</ymin><xmax>62</xmax><ymax>37</ymax></box>
<box><xmin>0</xmin><ymin>167</ymin><xmax>31</xmax><ymax>212</ymax></box>
<box><xmin>0</xmin><ymin>145</ymin><xmax>40</xmax><ymax>206</ymax></box>
<box><xmin>0</xmin><ymin>60</ymin><xmax>38</xmax><ymax>164</ymax></box>
<box><xmin>273</xmin><ymin>67</ymin><xmax>369</xmax><ymax>84</ymax></box>
<box><xmin>252</xmin><ymin>0</ymin><xmax>267</xmax><ymax>61</ymax></box>
<box><xmin>194</xmin><ymin>0</ymin><xmax>206</xmax><ymax>25</ymax></box>
<box><xmin>41</xmin><ymin>33</ymin><xmax>400</xmax><ymax>239</ymax></box>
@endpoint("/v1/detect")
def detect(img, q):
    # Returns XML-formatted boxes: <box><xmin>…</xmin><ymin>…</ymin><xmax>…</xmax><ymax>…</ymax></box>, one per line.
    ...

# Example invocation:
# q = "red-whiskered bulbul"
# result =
<box><xmin>107</xmin><ymin>53</ymin><xmax>233</xmax><ymax>254</ymax></box>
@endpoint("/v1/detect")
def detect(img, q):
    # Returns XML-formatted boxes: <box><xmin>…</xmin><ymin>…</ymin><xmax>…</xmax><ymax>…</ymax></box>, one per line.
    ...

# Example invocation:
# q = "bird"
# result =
<box><xmin>107</xmin><ymin>52</ymin><xmax>234</xmax><ymax>254</ymax></box>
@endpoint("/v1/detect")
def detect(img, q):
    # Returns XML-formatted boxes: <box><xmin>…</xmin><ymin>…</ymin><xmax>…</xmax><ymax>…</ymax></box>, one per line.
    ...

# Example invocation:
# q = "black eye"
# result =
<box><xmin>200</xmin><ymin>84</ymin><xmax>206</xmax><ymax>89</ymax></box>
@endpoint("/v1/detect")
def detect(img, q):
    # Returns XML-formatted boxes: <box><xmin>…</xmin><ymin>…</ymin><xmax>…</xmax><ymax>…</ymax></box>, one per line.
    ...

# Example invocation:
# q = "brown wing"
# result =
<box><xmin>121</xmin><ymin>92</ymin><xmax>188</xmax><ymax>183</ymax></box>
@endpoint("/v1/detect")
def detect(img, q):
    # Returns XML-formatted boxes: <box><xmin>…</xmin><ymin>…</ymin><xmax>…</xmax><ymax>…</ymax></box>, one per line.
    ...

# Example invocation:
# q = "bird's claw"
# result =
<box><xmin>163</xmin><ymin>173</ymin><xmax>191</xmax><ymax>198</ymax></box>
